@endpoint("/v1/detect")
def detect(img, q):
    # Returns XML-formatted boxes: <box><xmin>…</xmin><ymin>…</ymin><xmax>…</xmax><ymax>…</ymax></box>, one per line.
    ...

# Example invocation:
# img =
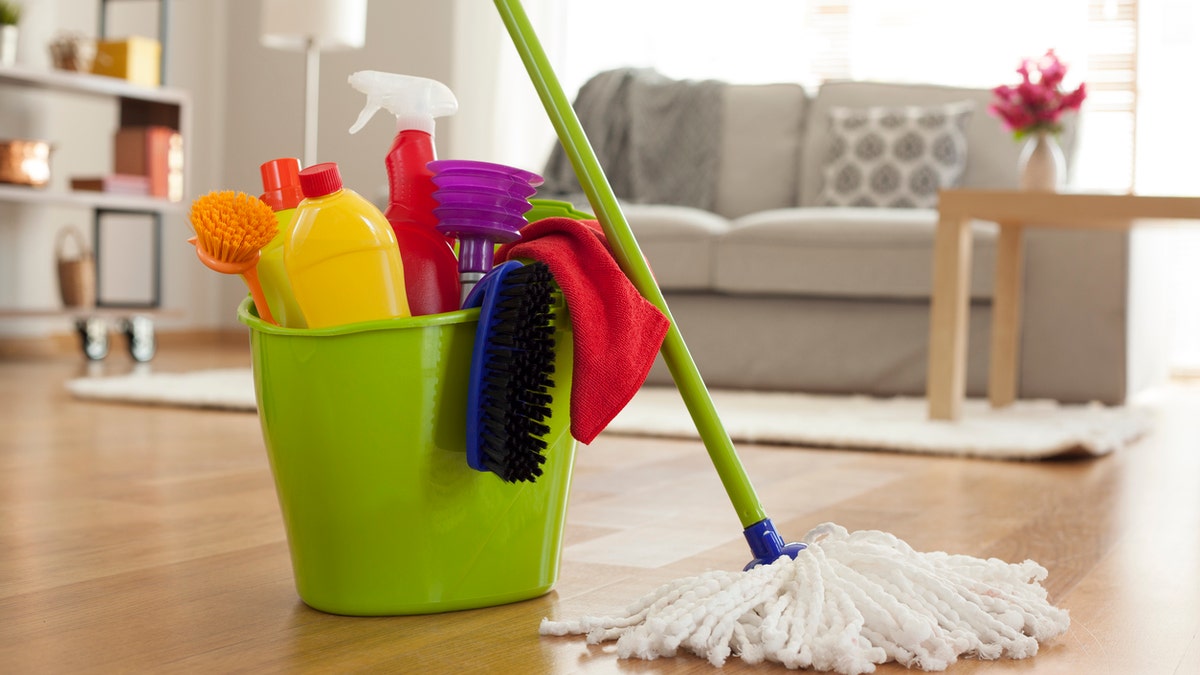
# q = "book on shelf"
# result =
<box><xmin>113</xmin><ymin>125</ymin><xmax>184</xmax><ymax>202</ymax></box>
<box><xmin>70</xmin><ymin>174</ymin><xmax>151</xmax><ymax>195</ymax></box>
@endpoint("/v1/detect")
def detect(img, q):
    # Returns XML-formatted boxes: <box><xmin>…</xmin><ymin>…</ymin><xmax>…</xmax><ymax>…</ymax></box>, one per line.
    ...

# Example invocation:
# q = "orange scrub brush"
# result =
<box><xmin>188</xmin><ymin>190</ymin><xmax>281</xmax><ymax>325</ymax></box>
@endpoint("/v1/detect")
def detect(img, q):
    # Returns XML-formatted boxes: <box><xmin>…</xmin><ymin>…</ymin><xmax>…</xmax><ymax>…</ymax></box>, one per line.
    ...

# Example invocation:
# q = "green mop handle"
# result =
<box><xmin>494</xmin><ymin>0</ymin><xmax>767</xmax><ymax>529</ymax></box>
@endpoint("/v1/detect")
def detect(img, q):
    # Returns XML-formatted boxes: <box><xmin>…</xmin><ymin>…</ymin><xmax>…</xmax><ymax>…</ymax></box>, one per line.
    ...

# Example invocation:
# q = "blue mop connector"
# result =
<box><xmin>743</xmin><ymin>518</ymin><xmax>807</xmax><ymax>570</ymax></box>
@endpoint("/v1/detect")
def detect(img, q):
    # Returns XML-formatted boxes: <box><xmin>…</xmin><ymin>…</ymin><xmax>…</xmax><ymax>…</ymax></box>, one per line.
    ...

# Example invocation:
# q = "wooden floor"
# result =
<box><xmin>2</xmin><ymin>337</ymin><xmax>1198</xmax><ymax>674</ymax></box>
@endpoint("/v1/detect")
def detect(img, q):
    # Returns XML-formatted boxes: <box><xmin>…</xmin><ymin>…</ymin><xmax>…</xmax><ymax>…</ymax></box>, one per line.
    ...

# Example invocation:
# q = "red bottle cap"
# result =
<box><xmin>299</xmin><ymin>162</ymin><xmax>344</xmax><ymax>198</ymax></box>
<box><xmin>259</xmin><ymin>157</ymin><xmax>305</xmax><ymax>211</ymax></box>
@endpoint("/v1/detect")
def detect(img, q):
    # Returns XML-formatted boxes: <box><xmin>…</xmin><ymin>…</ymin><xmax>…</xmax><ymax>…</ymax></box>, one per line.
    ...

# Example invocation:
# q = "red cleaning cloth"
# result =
<box><xmin>495</xmin><ymin>217</ymin><xmax>670</xmax><ymax>444</ymax></box>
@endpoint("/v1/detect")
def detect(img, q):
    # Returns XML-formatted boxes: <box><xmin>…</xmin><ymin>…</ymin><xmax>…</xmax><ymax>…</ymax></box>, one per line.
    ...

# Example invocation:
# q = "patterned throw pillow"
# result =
<box><xmin>818</xmin><ymin>101</ymin><xmax>974</xmax><ymax>209</ymax></box>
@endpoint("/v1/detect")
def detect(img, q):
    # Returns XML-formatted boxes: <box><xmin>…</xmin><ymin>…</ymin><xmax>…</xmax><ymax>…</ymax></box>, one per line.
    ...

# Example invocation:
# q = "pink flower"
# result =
<box><xmin>988</xmin><ymin>49</ymin><xmax>1087</xmax><ymax>138</ymax></box>
<box><xmin>1037</xmin><ymin>50</ymin><xmax>1067</xmax><ymax>89</ymax></box>
<box><xmin>1016</xmin><ymin>81</ymin><xmax>1053</xmax><ymax>108</ymax></box>
<box><xmin>1016</xmin><ymin>61</ymin><xmax>1031</xmax><ymax>84</ymax></box>
<box><xmin>1060</xmin><ymin>83</ymin><xmax>1087</xmax><ymax>111</ymax></box>
<box><xmin>988</xmin><ymin>103</ymin><xmax>1036</xmax><ymax>131</ymax></box>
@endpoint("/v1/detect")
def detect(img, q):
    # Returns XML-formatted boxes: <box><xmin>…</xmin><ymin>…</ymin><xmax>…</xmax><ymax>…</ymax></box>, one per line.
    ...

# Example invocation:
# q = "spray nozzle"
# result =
<box><xmin>348</xmin><ymin>70</ymin><xmax>458</xmax><ymax>136</ymax></box>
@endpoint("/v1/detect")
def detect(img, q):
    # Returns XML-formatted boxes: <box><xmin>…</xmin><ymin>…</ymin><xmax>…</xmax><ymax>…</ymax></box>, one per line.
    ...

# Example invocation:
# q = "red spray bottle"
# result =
<box><xmin>348</xmin><ymin>71</ymin><xmax>460</xmax><ymax>315</ymax></box>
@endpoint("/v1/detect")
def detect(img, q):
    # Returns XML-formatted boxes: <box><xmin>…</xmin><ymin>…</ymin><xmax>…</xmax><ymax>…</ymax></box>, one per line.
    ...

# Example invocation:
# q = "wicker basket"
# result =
<box><xmin>56</xmin><ymin>226</ymin><xmax>96</xmax><ymax>308</ymax></box>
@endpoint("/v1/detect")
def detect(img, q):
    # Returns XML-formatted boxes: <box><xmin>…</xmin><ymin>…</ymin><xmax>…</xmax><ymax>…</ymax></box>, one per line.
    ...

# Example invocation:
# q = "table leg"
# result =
<box><xmin>927</xmin><ymin>214</ymin><xmax>974</xmax><ymax>420</ymax></box>
<box><xmin>988</xmin><ymin>223</ymin><xmax>1025</xmax><ymax>408</ymax></box>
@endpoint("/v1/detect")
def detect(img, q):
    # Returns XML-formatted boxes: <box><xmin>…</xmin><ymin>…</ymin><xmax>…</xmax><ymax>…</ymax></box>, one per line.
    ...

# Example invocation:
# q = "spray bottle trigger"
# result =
<box><xmin>349</xmin><ymin>102</ymin><xmax>380</xmax><ymax>134</ymax></box>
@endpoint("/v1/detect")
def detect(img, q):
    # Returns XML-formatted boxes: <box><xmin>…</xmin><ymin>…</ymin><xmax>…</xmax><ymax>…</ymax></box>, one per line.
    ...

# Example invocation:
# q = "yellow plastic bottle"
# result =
<box><xmin>285</xmin><ymin>162</ymin><xmax>411</xmax><ymax>328</ymax></box>
<box><xmin>257</xmin><ymin>157</ymin><xmax>307</xmax><ymax>328</ymax></box>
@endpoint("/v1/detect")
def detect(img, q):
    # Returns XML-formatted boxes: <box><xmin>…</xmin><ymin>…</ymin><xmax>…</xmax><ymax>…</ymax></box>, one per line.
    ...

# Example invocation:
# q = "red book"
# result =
<box><xmin>113</xmin><ymin>125</ymin><xmax>183</xmax><ymax>201</ymax></box>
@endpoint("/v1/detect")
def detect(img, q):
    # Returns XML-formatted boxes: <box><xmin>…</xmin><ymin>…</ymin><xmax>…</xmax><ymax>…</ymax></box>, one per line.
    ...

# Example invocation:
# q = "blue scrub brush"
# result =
<box><xmin>463</xmin><ymin>260</ymin><xmax>557</xmax><ymax>482</ymax></box>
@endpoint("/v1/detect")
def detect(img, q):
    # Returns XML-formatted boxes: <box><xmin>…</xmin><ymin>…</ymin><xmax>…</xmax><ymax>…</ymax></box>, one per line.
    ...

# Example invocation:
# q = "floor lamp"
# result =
<box><xmin>260</xmin><ymin>0</ymin><xmax>367</xmax><ymax>167</ymax></box>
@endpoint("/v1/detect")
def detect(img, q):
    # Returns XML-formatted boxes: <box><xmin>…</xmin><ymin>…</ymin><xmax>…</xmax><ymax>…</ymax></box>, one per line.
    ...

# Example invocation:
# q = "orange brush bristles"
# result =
<box><xmin>188</xmin><ymin>191</ymin><xmax>279</xmax><ymax>263</ymax></box>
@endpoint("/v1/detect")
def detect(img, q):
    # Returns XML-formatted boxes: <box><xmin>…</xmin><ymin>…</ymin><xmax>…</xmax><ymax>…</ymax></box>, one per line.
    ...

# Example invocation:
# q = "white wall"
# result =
<box><xmin>222</xmin><ymin>0</ymin><xmax>456</xmax><ymax>201</ymax></box>
<box><xmin>445</xmin><ymin>0</ymin><xmax>563</xmax><ymax>172</ymax></box>
<box><xmin>1137</xmin><ymin>0</ymin><xmax>1200</xmax><ymax>370</ymax></box>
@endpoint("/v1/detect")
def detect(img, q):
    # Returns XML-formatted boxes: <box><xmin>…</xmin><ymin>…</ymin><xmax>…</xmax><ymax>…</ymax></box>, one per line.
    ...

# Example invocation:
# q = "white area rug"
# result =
<box><xmin>606</xmin><ymin>386</ymin><xmax>1148</xmax><ymax>459</ymax></box>
<box><xmin>67</xmin><ymin>368</ymin><xmax>257</xmax><ymax>412</ymax></box>
<box><xmin>65</xmin><ymin>369</ymin><xmax>1150</xmax><ymax>459</ymax></box>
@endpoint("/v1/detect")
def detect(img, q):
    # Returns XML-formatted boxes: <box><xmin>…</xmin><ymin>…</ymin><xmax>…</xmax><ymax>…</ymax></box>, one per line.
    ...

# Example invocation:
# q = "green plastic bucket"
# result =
<box><xmin>238</xmin><ymin>296</ymin><xmax>576</xmax><ymax>616</ymax></box>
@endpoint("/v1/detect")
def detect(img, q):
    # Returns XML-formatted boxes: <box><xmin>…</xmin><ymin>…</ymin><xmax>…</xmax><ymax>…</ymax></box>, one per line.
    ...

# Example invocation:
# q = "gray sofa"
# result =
<box><xmin>544</xmin><ymin>77</ymin><xmax>1171</xmax><ymax>404</ymax></box>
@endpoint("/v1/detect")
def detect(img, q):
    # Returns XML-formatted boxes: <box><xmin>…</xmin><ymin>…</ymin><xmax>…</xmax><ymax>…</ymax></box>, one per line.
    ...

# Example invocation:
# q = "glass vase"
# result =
<box><xmin>1017</xmin><ymin>131</ymin><xmax>1066</xmax><ymax>192</ymax></box>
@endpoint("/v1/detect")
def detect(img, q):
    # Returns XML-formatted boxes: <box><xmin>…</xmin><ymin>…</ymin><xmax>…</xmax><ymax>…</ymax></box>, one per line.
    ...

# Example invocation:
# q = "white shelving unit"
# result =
<box><xmin>0</xmin><ymin>181</ymin><xmax>187</xmax><ymax>213</ymax></box>
<box><xmin>0</xmin><ymin>57</ymin><xmax>190</xmax><ymax>359</ymax></box>
<box><xmin>0</xmin><ymin>62</ymin><xmax>190</xmax><ymax>212</ymax></box>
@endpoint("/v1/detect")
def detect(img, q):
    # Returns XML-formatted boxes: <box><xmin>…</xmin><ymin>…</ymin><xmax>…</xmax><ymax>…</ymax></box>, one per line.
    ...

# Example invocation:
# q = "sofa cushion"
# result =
<box><xmin>624</xmin><ymin>204</ymin><xmax>733</xmax><ymax>291</ymax></box>
<box><xmin>712</xmin><ymin>83</ymin><xmax>809</xmax><ymax>219</ymax></box>
<box><xmin>799</xmin><ymin>81</ymin><xmax>1080</xmax><ymax>207</ymax></box>
<box><xmin>713</xmin><ymin>208</ymin><xmax>998</xmax><ymax>300</ymax></box>
<box><xmin>817</xmin><ymin>101</ymin><xmax>974</xmax><ymax>208</ymax></box>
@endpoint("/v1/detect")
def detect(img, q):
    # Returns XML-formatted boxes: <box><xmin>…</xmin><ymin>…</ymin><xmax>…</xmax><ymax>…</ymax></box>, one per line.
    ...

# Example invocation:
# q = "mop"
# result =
<box><xmin>492</xmin><ymin>2</ymin><xmax>1070</xmax><ymax>672</ymax></box>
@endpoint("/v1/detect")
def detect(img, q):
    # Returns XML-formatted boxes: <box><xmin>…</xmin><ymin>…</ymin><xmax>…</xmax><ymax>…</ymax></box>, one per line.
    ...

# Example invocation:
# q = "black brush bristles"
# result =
<box><xmin>472</xmin><ymin>261</ymin><xmax>557</xmax><ymax>483</ymax></box>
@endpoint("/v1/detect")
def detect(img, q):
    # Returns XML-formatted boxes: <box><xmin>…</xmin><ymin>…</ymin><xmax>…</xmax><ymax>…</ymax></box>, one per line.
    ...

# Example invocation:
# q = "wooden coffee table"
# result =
<box><xmin>926</xmin><ymin>189</ymin><xmax>1200</xmax><ymax>420</ymax></box>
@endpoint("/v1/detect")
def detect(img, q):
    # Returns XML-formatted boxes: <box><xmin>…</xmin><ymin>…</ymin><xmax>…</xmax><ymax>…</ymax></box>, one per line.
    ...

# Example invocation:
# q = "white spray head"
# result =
<box><xmin>348</xmin><ymin>70</ymin><xmax>458</xmax><ymax>136</ymax></box>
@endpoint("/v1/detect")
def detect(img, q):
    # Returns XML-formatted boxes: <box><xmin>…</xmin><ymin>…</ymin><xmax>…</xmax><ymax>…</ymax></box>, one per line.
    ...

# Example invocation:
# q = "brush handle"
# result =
<box><xmin>240</xmin><ymin>266</ymin><xmax>278</xmax><ymax>327</ymax></box>
<box><xmin>190</xmin><ymin>238</ymin><xmax>279</xmax><ymax>326</ymax></box>
<box><xmin>494</xmin><ymin>0</ymin><xmax>767</xmax><ymax>529</ymax></box>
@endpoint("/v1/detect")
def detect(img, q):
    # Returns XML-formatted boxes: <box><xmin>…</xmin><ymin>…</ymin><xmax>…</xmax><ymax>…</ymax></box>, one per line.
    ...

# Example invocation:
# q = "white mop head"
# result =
<box><xmin>541</xmin><ymin>523</ymin><xmax>1069</xmax><ymax>673</ymax></box>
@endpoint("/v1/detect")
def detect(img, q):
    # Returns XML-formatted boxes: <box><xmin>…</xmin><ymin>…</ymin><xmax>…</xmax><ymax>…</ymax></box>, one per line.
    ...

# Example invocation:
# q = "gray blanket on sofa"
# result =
<box><xmin>541</xmin><ymin>68</ymin><xmax>724</xmax><ymax>211</ymax></box>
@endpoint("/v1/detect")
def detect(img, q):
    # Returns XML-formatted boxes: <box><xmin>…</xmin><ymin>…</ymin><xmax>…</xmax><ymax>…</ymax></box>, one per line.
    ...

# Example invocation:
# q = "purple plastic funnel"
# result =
<box><xmin>429</xmin><ymin>159</ymin><xmax>544</xmax><ymax>302</ymax></box>
<box><xmin>431</xmin><ymin>173</ymin><xmax>540</xmax><ymax>199</ymax></box>
<box><xmin>428</xmin><ymin>159</ymin><xmax>544</xmax><ymax>187</ymax></box>
<box><xmin>433</xmin><ymin>190</ymin><xmax>534</xmax><ymax>215</ymax></box>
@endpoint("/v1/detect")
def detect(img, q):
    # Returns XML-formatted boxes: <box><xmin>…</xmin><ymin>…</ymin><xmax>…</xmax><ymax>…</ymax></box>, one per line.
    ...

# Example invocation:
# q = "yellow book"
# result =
<box><xmin>92</xmin><ymin>37</ymin><xmax>161</xmax><ymax>88</ymax></box>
